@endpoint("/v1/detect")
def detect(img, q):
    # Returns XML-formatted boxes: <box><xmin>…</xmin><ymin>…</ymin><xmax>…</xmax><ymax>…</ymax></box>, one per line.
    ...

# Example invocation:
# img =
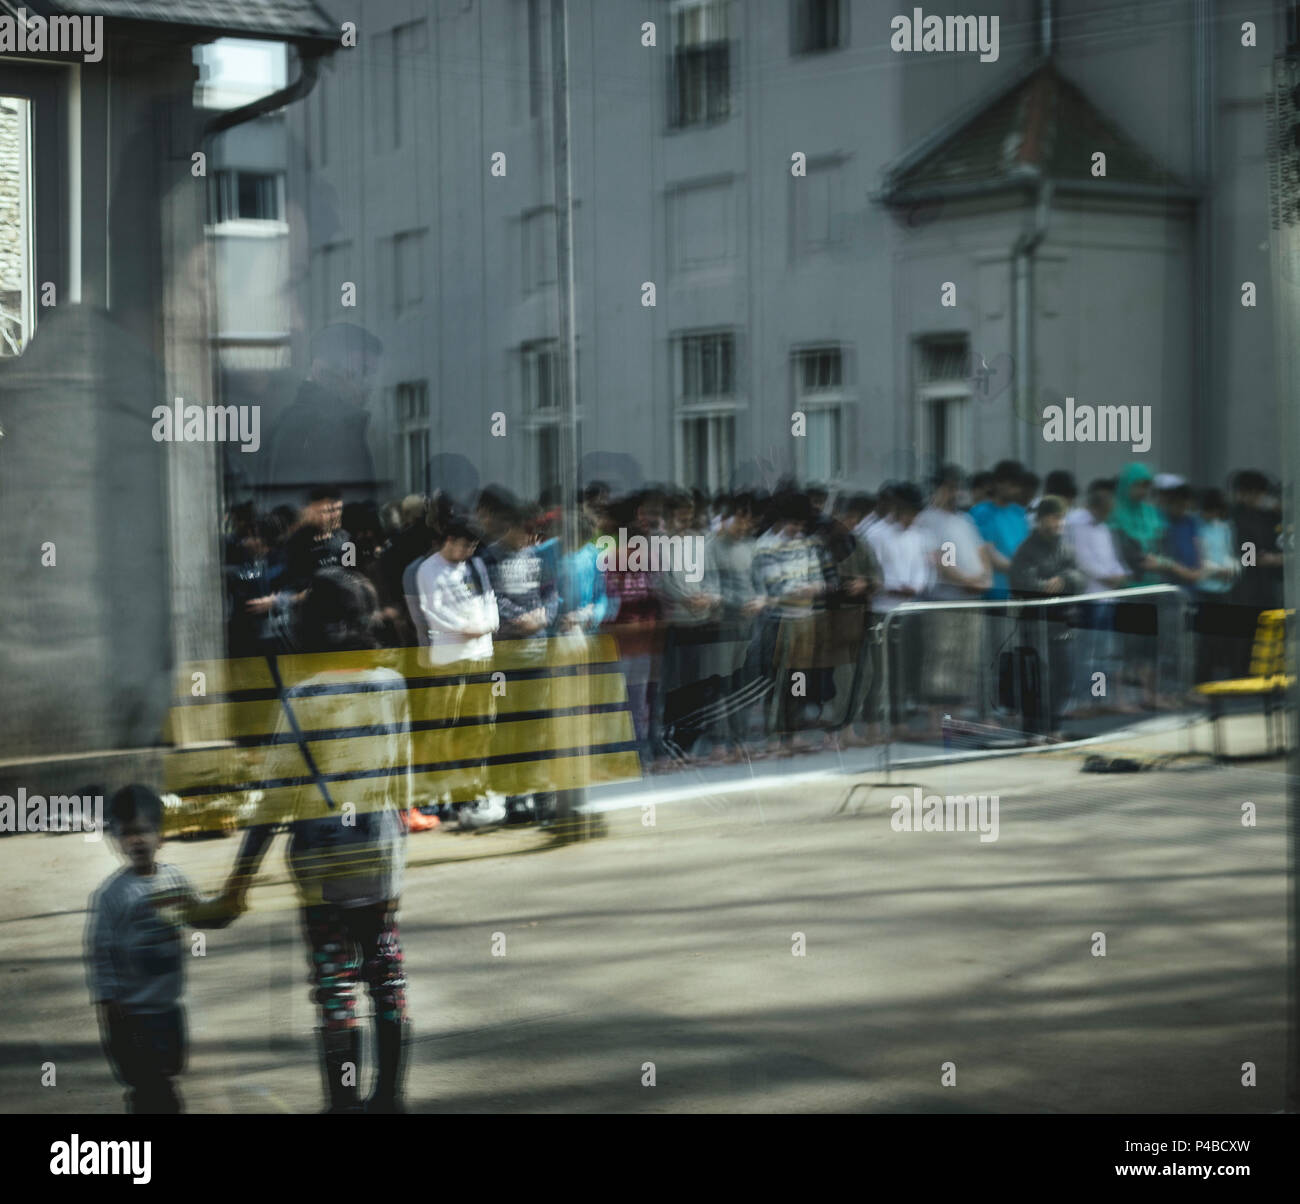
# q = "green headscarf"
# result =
<box><xmin>1109</xmin><ymin>462</ymin><xmax>1166</xmax><ymax>582</ymax></box>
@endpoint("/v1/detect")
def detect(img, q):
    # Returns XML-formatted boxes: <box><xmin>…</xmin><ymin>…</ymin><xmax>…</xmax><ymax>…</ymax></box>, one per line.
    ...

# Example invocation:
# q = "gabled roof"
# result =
<box><xmin>18</xmin><ymin>0</ymin><xmax>336</xmax><ymax>44</ymax></box>
<box><xmin>880</xmin><ymin>59</ymin><xmax>1195</xmax><ymax>205</ymax></box>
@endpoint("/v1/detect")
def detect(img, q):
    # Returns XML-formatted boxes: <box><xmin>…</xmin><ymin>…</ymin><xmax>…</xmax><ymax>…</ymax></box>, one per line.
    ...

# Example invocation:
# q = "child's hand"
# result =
<box><xmin>217</xmin><ymin>885</ymin><xmax>248</xmax><ymax>918</ymax></box>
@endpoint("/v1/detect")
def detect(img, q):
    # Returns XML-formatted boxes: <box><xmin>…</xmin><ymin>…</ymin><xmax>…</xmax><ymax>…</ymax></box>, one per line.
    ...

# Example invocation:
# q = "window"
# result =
<box><xmin>917</xmin><ymin>336</ymin><xmax>972</xmax><ymax>387</ymax></box>
<box><xmin>792</xmin><ymin>158</ymin><xmax>846</xmax><ymax>255</ymax></box>
<box><xmin>523</xmin><ymin>339</ymin><xmax>563</xmax><ymax>412</ymax></box>
<box><xmin>680</xmin><ymin>414</ymin><xmax>736</xmax><ymax>492</ymax></box>
<box><xmin>792</xmin><ymin>0</ymin><xmax>844</xmax><ymax>54</ymax></box>
<box><xmin>521</xmin><ymin>339</ymin><xmax>579</xmax><ymax>497</ymax></box>
<box><xmin>372</xmin><ymin>30</ymin><xmax>395</xmax><ymax>144</ymax></box>
<box><xmin>394</xmin><ymin>21</ymin><xmax>427</xmax><ymax>149</ymax></box>
<box><xmin>668</xmin><ymin>180</ymin><xmax>735</xmax><ymax>273</ymax></box>
<box><xmin>678</xmin><ymin>330</ymin><xmax>736</xmax><ymax>402</ymax></box>
<box><xmin>796</xmin><ymin>346</ymin><xmax>843</xmax><ymax>393</ymax></box>
<box><xmin>0</xmin><ymin>96</ymin><xmax>34</xmax><ymax>358</ymax></box>
<box><xmin>522</xmin><ymin>207</ymin><xmax>557</xmax><ymax>293</ymax></box>
<box><xmin>536</xmin><ymin>423</ymin><xmax>561</xmax><ymax>497</ymax></box>
<box><xmin>915</xmin><ymin>335</ymin><xmax>972</xmax><ymax>479</ymax></box>
<box><xmin>213</xmin><ymin>171</ymin><xmax>283</xmax><ymax>223</ymax></box>
<box><xmin>395</xmin><ymin>381</ymin><xmax>430</xmax><ymax>495</ymax></box>
<box><xmin>372</xmin><ymin>22</ymin><xmax>426</xmax><ymax>152</ymax></box>
<box><xmin>671</xmin><ymin>0</ymin><xmax>732</xmax><ymax>128</ymax></box>
<box><xmin>676</xmin><ymin>330</ymin><xmax>740</xmax><ymax>491</ymax></box>
<box><xmin>393</xmin><ymin>230</ymin><xmax>425</xmax><ymax>312</ymax></box>
<box><xmin>793</xmin><ymin>346</ymin><xmax>851</xmax><ymax>481</ymax></box>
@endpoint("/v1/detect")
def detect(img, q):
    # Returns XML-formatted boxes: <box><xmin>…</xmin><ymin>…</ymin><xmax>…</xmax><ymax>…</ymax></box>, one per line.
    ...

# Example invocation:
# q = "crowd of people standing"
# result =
<box><xmin>221</xmin><ymin>459</ymin><xmax>1285</xmax><ymax>772</ymax></box>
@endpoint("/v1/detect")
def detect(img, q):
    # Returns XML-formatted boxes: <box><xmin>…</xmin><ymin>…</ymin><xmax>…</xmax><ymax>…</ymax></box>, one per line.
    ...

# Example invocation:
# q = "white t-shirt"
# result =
<box><xmin>865</xmin><ymin>516</ymin><xmax>896</xmax><ymax>564</ymax></box>
<box><xmin>916</xmin><ymin>506</ymin><xmax>985</xmax><ymax>599</ymax></box>
<box><xmin>875</xmin><ymin>522</ymin><xmax>934</xmax><ymax>611</ymax></box>
<box><xmin>416</xmin><ymin>552</ymin><xmax>499</xmax><ymax>666</ymax></box>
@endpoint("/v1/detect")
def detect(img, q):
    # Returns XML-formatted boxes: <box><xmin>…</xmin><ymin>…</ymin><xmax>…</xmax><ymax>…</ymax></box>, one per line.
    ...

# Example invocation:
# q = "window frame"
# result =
<box><xmin>393</xmin><ymin>380</ymin><xmax>431</xmax><ymax>496</ymax></box>
<box><xmin>792</xmin><ymin>343</ymin><xmax>854</xmax><ymax>482</ymax></box>
<box><xmin>790</xmin><ymin>0</ymin><xmax>848</xmax><ymax>57</ymax></box>
<box><xmin>0</xmin><ymin>67</ymin><xmax>69</xmax><ymax>357</ymax></box>
<box><xmin>668</xmin><ymin>0</ymin><xmax>734</xmax><ymax>130</ymax></box>
<box><xmin>0</xmin><ymin>94</ymin><xmax>36</xmax><ymax>358</ymax></box>
<box><xmin>211</xmin><ymin>169</ymin><xmax>285</xmax><ymax>225</ymax></box>
<box><xmin>519</xmin><ymin>337</ymin><xmax>582</xmax><ymax>498</ymax></box>
<box><xmin>791</xmin><ymin>154</ymin><xmax>849</xmax><ymax>259</ymax></box>
<box><xmin>392</xmin><ymin>229</ymin><xmax>426</xmax><ymax>314</ymax></box>
<box><xmin>521</xmin><ymin>206</ymin><xmax>558</xmax><ymax>295</ymax></box>
<box><xmin>913</xmin><ymin>334</ymin><xmax>974</xmax><ymax>479</ymax></box>
<box><xmin>674</xmin><ymin>327</ymin><xmax>744</xmax><ymax>491</ymax></box>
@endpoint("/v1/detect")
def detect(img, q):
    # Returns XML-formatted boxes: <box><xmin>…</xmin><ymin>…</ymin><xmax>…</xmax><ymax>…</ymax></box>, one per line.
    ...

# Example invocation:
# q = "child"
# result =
<box><xmin>226</xmin><ymin>569</ymin><xmax>412</xmax><ymax>1113</ymax></box>
<box><xmin>86</xmin><ymin>784</ymin><xmax>235</xmax><ymax>1113</ymax></box>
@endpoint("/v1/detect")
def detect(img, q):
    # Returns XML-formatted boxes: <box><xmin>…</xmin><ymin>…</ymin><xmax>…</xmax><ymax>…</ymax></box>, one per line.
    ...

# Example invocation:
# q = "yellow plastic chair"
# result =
<box><xmin>1195</xmin><ymin>609</ymin><xmax>1294</xmax><ymax>759</ymax></box>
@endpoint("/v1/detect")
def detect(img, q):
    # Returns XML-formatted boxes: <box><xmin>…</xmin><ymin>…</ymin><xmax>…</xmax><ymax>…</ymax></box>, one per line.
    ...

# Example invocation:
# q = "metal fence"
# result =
<box><xmin>877</xmin><ymin>585</ymin><xmax>1192</xmax><ymax>775</ymax></box>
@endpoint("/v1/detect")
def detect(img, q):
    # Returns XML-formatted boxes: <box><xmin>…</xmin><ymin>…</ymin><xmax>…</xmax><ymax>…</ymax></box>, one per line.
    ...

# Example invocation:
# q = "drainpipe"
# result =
<box><xmin>1012</xmin><ymin>175</ymin><xmax>1053</xmax><ymax>465</ymax></box>
<box><xmin>203</xmin><ymin>46</ymin><xmax>326</xmax><ymax>138</ymax></box>
<box><xmin>200</xmin><ymin>43</ymin><xmax>328</xmax><ymax>369</ymax></box>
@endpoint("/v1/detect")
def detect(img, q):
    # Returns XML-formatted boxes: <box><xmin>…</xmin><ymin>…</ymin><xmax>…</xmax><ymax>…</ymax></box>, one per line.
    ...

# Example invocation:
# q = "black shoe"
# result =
<box><xmin>319</xmin><ymin>1027</ymin><xmax>363</xmax><ymax>1113</ymax></box>
<box><xmin>365</xmin><ymin>1017</ymin><xmax>408</xmax><ymax>1113</ymax></box>
<box><xmin>504</xmin><ymin>795</ymin><xmax>534</xmax><ymax>826</ymax></box>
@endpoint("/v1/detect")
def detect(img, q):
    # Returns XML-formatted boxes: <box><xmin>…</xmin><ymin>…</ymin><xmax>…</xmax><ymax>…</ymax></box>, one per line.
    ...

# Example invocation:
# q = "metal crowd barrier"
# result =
<box><xmin>876</xmin><ymin>585</ymin><xmax>1192</xmax><ymax>777</ymax></box>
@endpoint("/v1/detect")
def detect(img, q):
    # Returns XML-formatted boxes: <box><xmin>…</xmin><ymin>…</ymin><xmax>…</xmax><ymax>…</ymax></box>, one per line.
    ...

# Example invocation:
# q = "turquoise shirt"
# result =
<box><xmin>969</xmin><ymin>501</ymin><xmax>1029</xmax><ymax>599</ymax></box>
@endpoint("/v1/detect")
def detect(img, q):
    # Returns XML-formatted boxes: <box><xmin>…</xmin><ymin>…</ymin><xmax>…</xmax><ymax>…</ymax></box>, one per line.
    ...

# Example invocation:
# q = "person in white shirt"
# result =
<box><xmin>873</xmin><ymin>484</ymin><xmax>935</xmax><ymax>739</ymax></box>
<box><xmin>854</xmin><ymin>485</ymin><xmax>893</xmax><ymax>549</ymax></box>
<box><xmin>1064</xmin><ymin>480</ymin><xmax>1130</xmax><ymax>594</ymax></box>
<box><xmin>916</xmin><ymin>467</ymin><xmax>992</xmax><ymax>602</ymax></box>
<box><xmin>415</xmin><ymin>515</ymin><xmax>500</xmax><ymax>813</ymax></box>
<box><xmin>416</xmin><ymin>519</ymin><xmax>498</xmax><ymax>666</ymax></box>
<box><xmin>1063</xmin><ymin>479</ymin><xmax>1135</xmax><ymax>715</ymax></box>
<box><xmin>875</xmin><ymin>484</ymin><xmax>933</xmax><ymax>611</ymax></box>
<box><xmin>915</xmin><ymin>466</ymin><xmax>992</xmax><ymax>733</ymax></box>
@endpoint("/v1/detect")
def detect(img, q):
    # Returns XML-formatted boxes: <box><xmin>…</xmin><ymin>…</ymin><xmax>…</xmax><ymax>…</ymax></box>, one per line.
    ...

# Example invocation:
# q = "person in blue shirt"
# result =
<box><xmin>968</xmin><ymin>459</ymin><xmax>1030</xmax><ymax>599</ymax></box>
<box><xmin>1157</xmin><ymin>480</ymin><xmax>1203</xmax><ymax>596</ymax></box>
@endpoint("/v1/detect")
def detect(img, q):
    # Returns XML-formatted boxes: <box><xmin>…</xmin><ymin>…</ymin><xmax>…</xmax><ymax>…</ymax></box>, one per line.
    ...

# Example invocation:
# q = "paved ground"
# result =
<box><xmin>0</xmin><ymin>714</ymin><xmax>1290</xmax><ymax>1113</ymax></box>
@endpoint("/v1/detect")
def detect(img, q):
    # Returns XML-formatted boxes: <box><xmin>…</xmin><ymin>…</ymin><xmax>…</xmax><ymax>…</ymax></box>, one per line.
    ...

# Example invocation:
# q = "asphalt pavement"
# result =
<box><xmin>1</xmin><ymin>713</ymin><xmax>1290</xmax><ymax>1113</ymax></box>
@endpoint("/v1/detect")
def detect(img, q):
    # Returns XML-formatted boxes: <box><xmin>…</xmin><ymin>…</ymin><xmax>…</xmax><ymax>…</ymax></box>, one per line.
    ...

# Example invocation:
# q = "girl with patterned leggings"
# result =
<box><xmin>226</xmin><ymin>568</ymin><xmax>413</xmax><ymax>1113</ymax></box>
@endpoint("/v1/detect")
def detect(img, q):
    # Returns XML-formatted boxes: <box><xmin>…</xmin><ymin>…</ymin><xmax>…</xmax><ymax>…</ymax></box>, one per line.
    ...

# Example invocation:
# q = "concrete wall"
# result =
<box><xmin>0</xmin><ymin>37</ymin><xmax>219</xmax><ymax>771</ymax></box>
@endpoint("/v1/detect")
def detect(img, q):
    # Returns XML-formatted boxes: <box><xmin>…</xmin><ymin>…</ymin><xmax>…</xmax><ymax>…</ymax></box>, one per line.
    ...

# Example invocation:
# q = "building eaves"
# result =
<box><xmin>16</xmin><ymin>0</ymin><xmax>337</xmax><ymax>45</ymax></box>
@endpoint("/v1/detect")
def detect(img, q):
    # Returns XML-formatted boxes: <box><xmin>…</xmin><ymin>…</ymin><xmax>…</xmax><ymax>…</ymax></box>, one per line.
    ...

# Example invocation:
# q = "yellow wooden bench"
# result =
<box><xmin>1195</xmin><ymin>609</ymin><xmax>1294</xmax><ymax>759</ymax></box>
